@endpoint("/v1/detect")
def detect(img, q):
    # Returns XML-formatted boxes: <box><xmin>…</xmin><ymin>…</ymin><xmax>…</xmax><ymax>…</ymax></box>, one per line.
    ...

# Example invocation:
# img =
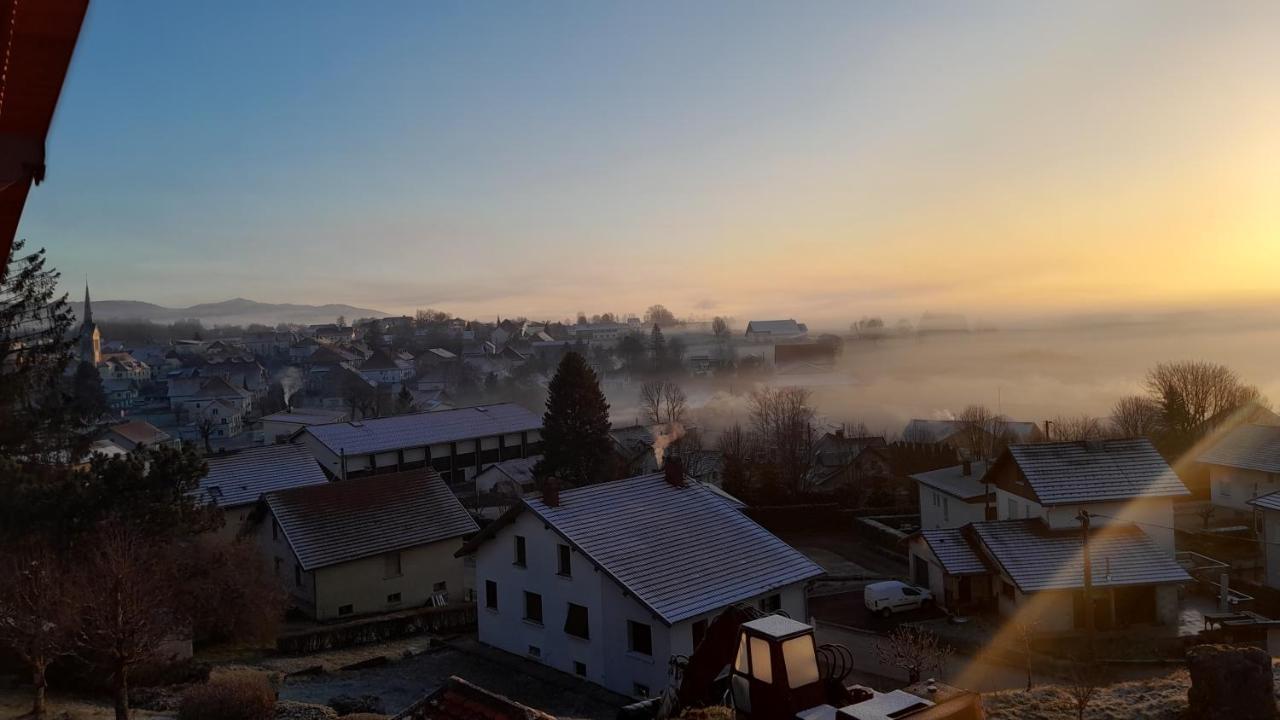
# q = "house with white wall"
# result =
<box><xmin>913</xmin><ymin>460</ymin><xmax>992</xmax><ymax>531</ymax></box>
<box><xmin>743</xmin><ymin>319</ymin><xmax>807</xmax><ymax>342</ymax></box>
<box><xmin>907</xmin><ymin>439</ymin><xmax>1192</xmax><ymax>629</ymax></box>
<box><xmin>257</xmin><ymin>468</ymin><xmax>477</xmax><ymax>620</ymax></box>
<box><xmin>457</xmin><ymin>466</ymin><xmax>823</xmax><ymax>699</ymax></box>
<box><xmin>197</xmin><ymin>443</ymin><xmax>329</xmax><ymax>542</ymax></box>
<box><xmin>260</xmin><ymin>407</ymin><xmax>349</xmax><ymax>445</ymax></box>
<box><xmin>1198</xmin><ymin>424</ymin><xmax>1280</xmax><ymax>520</ymax></box>
<box><xmin>294</xmin><ymin>402</ymin><xmax>542</xmax><ymax>484</ymax></box>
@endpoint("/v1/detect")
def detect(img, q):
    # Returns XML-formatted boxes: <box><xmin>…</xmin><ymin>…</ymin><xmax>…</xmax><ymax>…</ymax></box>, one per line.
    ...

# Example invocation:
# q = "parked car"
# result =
<box><xmin>864</xmin><ymin>580</ymin><xmax>932</xmax><ymax>617</ymax></box>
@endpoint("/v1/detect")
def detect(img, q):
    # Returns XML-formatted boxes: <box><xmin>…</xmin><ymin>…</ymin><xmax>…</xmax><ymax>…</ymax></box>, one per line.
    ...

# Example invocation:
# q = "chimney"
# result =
<box><xmin>664</xmin><ymin>456</ymin><xmax>685</xmax><ymax>487</ymax></box>
<box><xmin>542</xmin><ymin>477</ymin><xmax>561</xmax><ymax>508</ymax></box>
<box><xmin>962</xmin><ymin>459</ymin><xmax>972</xmax><ymax>476</ymax></box>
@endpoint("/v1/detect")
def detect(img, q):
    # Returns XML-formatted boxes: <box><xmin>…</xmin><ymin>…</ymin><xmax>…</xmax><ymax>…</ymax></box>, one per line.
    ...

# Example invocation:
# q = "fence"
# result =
<box><xmin>276</xmin><ymin>604</ymin><xmax>476</xmax><ymax>655</ymax></box>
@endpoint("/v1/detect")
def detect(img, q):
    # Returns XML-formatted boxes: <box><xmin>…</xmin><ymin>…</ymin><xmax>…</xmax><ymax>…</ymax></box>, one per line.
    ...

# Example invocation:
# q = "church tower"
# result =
<box><xmin>78</xmin><ymin>283</ymin><xmax>101</xmax><ymax>364</ymax></box>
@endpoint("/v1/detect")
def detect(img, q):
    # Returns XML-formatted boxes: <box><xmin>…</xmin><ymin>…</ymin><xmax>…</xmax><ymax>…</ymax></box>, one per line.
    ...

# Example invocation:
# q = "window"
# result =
<box><xmin>271</xmin><ymin>519</ymin><xmax>280</xmax><ymax>540</ymax></box>
<box><xmin>338</xmin><ymin>604</ymin><xmax>353</xmax><ymax>616</ymax></box>
<box><xmin>902</xmin><ymin>587</ymin><xmax>921</xmax><ymax>596</ymax></box>
<box><xmin>524</xmin><ymin>591</ymin><xmax>543</xmax><ymax>624</ymax></box>
<box><xmin>1001</xmin><ymin>581</ymin><xmax>1015</xmax><ymax>600</ymax></box>
<box><xmin>760</xmin><ymin>594</ymin><xmax>782</xmax><ymax>612</ymax></box>
<box><xmin>384</xmin><ymin>551</ymin><xmax>402</xmax><ymax>578</ymax></box>
<box><xmin>387</xmin><ymin>592</ymin><xmax>402</xmax><ymax>604</ymax></box>
<box><xmin>574</xmin><ymin>661</ymin><xmax>587</xmax><ymax>677</ymax></box>
<box><xmin>565</xmin><ymin>603</ymin><xmax>590</xmax><ymax>639</ymax></box>
<box><xmin>294</xmin><ymin>564</ymin><xmax>303</xmax><ymax>588</ymax></box>
<box><xmin>628</xmin><ymin>620</ymin><xmax>652</xmax><ymax>656</ymax></box>
<box><xmin>942</xmin><ymin>497</ymin><xmax>949</xmax><ymax>522</ymax></box>
<box><xmin>557</xmin><ymin>544</ymin><xmax>572</xmax><ymax>576</ymax></box>
<box><xmin>692</xmin><ymin>619</ymin><xmax>708</xmax><ymax>649</ymax></box>
<box><xmin>485</xmin><ymin>580</ymin><xmax>498</xmax><ymax>610</ymax></box>
<box><xmin>273</xmin><ymin>557</ymin><xmax>282</xmax><ymax>577</ymax></box>
<box><xmin>1222</xmin><ymin>479</ymin><xmax>1233</xmax><ymax>498</ymax></box>
<box><xmin>782</xmin><ymin>636</ymin><xmax>820</xmax><ymax>689</ymax></box>
<box><xmin>528</xmin><ymin>645</ymin><xmax>541</xmax><ymax>658</ymax></box>
<box><xmin>1007</xmin><ymin>498</ymin><xmax>1017</xmax><ymax>518</ymax></box>
<box><xmin>515</xmin><ymin>535</ymin><xmax>527</xmax><ymax>566</ymax></box>
<box><xmin>433</xmin><ymin>581</ymin><xmax>448</xmax><ymax>592</ymax></box>
<box><xmin>633</xmin><ymin>684</ymin><xmax>650</xmax><ymax>698</ymax></box>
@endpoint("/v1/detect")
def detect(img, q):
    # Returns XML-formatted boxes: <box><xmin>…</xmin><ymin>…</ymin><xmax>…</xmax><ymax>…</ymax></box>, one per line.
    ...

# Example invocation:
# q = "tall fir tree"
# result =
<box><xmin>70</xmin><ymin>360</ymin><xmax>108</xmax><ymax>424</ymax></box>
<box><xmin>535</xmin><ymin>351</ymin><xmax>612</xmax><ymax>486</ymax></box>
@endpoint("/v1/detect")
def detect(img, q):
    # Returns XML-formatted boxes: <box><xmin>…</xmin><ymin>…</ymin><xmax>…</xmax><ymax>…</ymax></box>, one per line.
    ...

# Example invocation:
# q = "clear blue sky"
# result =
<box><xmin>19</xmin><ymin>1</ymin><xmax>1280</xmax><ymax>325</ymax></box>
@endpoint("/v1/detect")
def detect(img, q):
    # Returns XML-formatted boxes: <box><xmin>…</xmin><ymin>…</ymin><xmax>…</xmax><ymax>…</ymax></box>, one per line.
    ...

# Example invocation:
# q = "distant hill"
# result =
<box><xmin>77</xmin><ymin>297</ymin><xmax>389</xmax><ymax>327</ymax></box>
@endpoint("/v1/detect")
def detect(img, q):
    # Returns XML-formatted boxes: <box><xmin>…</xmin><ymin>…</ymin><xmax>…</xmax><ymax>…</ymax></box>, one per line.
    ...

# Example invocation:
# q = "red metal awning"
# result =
<box><xmin>0</xmin><ymin>0</ymin><xmax>89</xmax><ymax>269</ymax></box>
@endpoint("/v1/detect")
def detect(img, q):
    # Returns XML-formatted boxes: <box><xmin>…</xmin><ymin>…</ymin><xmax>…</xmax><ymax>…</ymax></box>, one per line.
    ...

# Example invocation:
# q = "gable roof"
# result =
<box><xmin>194</xmin><ymin>376</ymin><xmax>247</xmax><ymax>399</ymax></box>
<box><xmin>260</xmin><ymin>408</ymin><xmax>349</xmax><ymax>425</ymax></box>
<box><xmin>745</xmin><ymin>319</ymin><xmax>804</xmax><ymax>335</ymax></box>
<box><xmin>199</xmin><ymin>443</ymin><xmax>328</xmax><ymax>509</ymax></box>
<box><xmin>912</xmin><ymin>462</ymin><xmax>992</xmax><ymax>502</ymax></box>
<box><xmin>969</xmin><ymin>519</ymin><xmax>1190</xmax><ymax>592</ymax></box>
<box><xmin>266</xmin><ymin>468</ymin><xmax>477</xmax><ymax>571</ymax></box>
<box><xmin>1249</xmin><ymin>491</ymin><xmax>1280</xmax><ymax>512</ymax></box>
<box><xmin>1000</xmin><ymin>438</ymin><xmax>1187</xmax><ymax>505</ymax></box>
<box><xmin>396</xmin><ymin>676</ymin><xmax>555</xmax><ymax>720</ymax></box>
<box><xmin>1197</xmin><ymin>424</ymin><xmax>1280</xmax><ymax>475</ymax></box>
<box><xmin>303</xmin><ymin>403</ymin><xmax>542</xmax><ymax>456</ymax></box>
<box><xmin>359</xmin><ymin>349</ymin><xmax>402</xmax><ymax>371</ymax></box>
<box><xmin>918</xmin><ymin>528</ymin><xmax>987</xmax><ymax>576</ymax></box>
<box><xmin>106</xmin><ymin>420</ymin><xmax>170</xmax><ymax>446</ymax></box>
<box><xmin>476</xmin><ymin>456</ymin><xmax>539</xmax><ymax>487</ymax></box>
<box><xmin>459</xmin><ymin>473</ymin><xmax>823</xmax><ymax>625</ymax></box>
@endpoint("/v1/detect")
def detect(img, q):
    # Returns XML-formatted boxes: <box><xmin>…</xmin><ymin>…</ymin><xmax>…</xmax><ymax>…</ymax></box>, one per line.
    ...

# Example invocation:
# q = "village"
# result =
<box><xmin>5</xmin><ymin>2</ymin><xmax>1280</xmax><ymax>720</ymax></box>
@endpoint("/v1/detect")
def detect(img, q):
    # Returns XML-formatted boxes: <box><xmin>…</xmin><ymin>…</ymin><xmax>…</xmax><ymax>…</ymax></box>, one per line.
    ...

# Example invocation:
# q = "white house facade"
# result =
<box><xmin>1199</xmin><ymin>424</ymin><xmax>1280</xmax><ymax>517</ymax></box>
<box><xmin>459</xmin><ymin>469</ymin><xmax>822</xmax><ymax>699</ymax></box>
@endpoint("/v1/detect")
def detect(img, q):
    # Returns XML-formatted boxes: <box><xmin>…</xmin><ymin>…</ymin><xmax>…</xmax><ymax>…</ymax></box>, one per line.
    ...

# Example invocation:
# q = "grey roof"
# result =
<box><xmin>1249</xmin><ymin>491</ymin><xmax>1280</xmax><ymax>512</ymax></box>
<box><xmin>266</xmin><ymin>468</ymin><xmax>478</xmax><ymax>570</ymax></box>
<box><xmin>521</xmin><ymin>473</ymin><xmax>824</xmax><ymax>625</ymax></box>
<box><xmin>919</xmin><ymin>528</ymin><xmax>987</xmax><ymax>576</ymax></box>
<box><xmin>912</xmin><ymin>462</ymin><xmax>992</xmax><ymax>501</ymax></box>
<box><xmin>302</xmin><ymin>403</ymin><xmax>541</xmax><ymax>456</ymax></box>
<box><xmin>260</xmin><ymin>408</ymin><xmax>349</xmax><ymax>425</ymax></box>
<box><xmin>477</xmin><ymin>456</ymin><xmax>539</xmax><ymax>487</ymax></box>
<box><xmin>970</xmin><ymin>520</ymin><xmax>1190</xmax><ymax>592</ymax></box>
<box><xmin>745</xmin><ymin>319</ymin><xmax>804</xmax><ymax>335</ymax></box>
<box><xmin>1197</xmin><ymin>424</ymin><xmax>1280</xmax><ymax>474</ymax></box>
<box><xmin>199</xmin><ymin>444</ymin><xmax>329</xmax><ymax>508</ymax></box>
<box><xmin>1004</xmin><ymin>439</ymin><xmax>1188</xmax><ymax>505</ymax></box>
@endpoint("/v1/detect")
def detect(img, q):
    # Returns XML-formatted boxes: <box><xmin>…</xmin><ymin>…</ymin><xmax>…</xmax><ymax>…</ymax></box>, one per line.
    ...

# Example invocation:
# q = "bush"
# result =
<box><xmin>180</xmin><ymin>670</ymin><xmax>276</xmax><ymax>720</ymax></box>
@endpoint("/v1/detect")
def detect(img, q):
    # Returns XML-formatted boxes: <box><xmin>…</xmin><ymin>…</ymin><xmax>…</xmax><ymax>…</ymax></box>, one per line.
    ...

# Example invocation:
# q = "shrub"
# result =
<box><xmin>180</xmin><ymin>670</ymin><xmax>276</xmax><ymax>720</ymax></box>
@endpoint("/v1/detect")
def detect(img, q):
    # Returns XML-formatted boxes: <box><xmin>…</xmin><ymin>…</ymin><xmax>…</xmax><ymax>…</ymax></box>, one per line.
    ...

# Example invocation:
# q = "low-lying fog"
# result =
<box><xmin>604</xmin><ymin>315</ymin><xmax>1280</xmax><ymax>439</ymax></box>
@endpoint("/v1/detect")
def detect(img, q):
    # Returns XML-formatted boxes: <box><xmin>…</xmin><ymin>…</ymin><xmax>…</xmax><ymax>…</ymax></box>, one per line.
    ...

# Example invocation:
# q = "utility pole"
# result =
<box><xmin>1077</xmin><ymin>509</ymin><xmax>1095</xmax><ymax>660</ymax></box>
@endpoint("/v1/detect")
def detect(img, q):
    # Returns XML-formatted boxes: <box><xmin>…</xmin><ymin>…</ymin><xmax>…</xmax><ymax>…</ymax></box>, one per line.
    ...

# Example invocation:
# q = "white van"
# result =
<box><xmin>864</xmin><ymin>580</ymin><xmax>932</xmax><ymax>617</ymax></box>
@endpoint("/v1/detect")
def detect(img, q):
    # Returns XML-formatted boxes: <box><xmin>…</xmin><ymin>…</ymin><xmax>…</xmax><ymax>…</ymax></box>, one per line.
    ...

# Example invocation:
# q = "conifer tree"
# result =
<box><xmin>536</xmin><ymin>351</ymin><xmax>612</xmax><ymax>486</ymax></box>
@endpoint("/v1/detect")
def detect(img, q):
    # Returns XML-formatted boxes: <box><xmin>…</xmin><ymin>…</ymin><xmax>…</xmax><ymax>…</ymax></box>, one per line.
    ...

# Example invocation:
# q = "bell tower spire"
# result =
<box><xmin>83</xmin><ymin>282</ymin><xmax>93</xmax><ymax>325</ymax></box>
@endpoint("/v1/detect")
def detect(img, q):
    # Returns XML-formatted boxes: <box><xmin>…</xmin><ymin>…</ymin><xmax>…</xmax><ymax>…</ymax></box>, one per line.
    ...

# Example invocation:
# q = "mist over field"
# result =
<box><xmin>606</xmin><ymin>312</ymin><xmax>1280</xmax><ymax>440</ymax></box>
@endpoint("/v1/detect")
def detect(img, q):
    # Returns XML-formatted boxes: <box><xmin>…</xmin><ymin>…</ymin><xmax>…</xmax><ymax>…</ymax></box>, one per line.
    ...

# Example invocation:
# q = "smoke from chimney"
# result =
<box><xmin>651</xmin><ymin>421</ymin><xmax>685</xmax><ymax>468</ymax></box>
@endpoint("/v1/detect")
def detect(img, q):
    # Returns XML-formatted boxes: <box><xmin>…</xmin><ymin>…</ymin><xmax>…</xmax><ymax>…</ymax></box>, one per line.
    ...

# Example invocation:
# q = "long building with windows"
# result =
<box><xmin>293</xmin><ymin>403</ymin><xmax>543</xmax><ymax>484</ymax></box>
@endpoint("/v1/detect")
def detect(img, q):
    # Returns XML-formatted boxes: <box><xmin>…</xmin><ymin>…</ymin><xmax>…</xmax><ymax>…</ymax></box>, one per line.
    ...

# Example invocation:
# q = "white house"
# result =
<box><xmin>906</xmin><ymin>439</ymin><xmax>1192</xmax><ymax>628</ymax></box>
<box><xmin>1198</xmin><ymin>424</ymin><xmax>1280</xmax><ymax>519</ymax></box>
<box><xmin>457</xmin><ymin>466</ymin><xmax>823</xmax><ymax>699</ymax></box>
<box><xmin>357</xmin><ymin>349</ymin><xmax>415</xmax><ymax>386</ymax></box>
<box><xmin>913</xmin><ymin>460</ymin><xmax>992</xmax><ymax>531</ymax></box>
<box><xmin>260</xmin><ymin>407</ymin><xmax>349</xmax><ymax>445</ymax></box>
<box><xmin>294</xmin><ymin>402</ymin><xmax>542</xmax><ymax>484</ymax></box>
<box><xmin>258</xmin><ymin>468</ymin><xmax>477</xmax><ymax>620</ymax></box>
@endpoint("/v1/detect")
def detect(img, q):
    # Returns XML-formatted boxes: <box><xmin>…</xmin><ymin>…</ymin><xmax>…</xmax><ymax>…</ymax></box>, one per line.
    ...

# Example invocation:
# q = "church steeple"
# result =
<box><xmin>82</xmin><ymin>283</ymin><xmax>93</xmax><ymax>325</ymax></box>
<box><xmin>79</xmin><ymin>282</ymin><xmax>101</xmax><ymax>364</ymax></box>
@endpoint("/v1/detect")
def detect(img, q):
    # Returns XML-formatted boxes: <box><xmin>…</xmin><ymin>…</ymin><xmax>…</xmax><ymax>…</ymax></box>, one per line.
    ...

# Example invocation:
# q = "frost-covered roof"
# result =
<box><xmin>1198</xmin><ymin>424</ymin><xmax>1280</xmax><ymax>474</ymax></box>
<box><xmin>302</xmin><ymin>403</ymin><xmax>541</xmax><ymax>456</ymax></box>
<box><xmin>199</xmin><ymin>443</ymin><xmax>328</xmax><ymax>509</ymax></box>
<box><xmin>745</xmin><ymin>319</ymin><xmax>805</xmax><ymax>335</ymax></box>
<box><xmin>1004</xmin><ymin>439</ymin><xmax>1188</xmax><ymax>505</ymax></box>
<box><xmin>912</xmin><ymin>461</ymin><xmax>992</xmax><ymax>501</ymax></box>
<box><xmin>919</xmin><ymin>528</ymin><xmax>987</xmax><ymax>576</ymax></box>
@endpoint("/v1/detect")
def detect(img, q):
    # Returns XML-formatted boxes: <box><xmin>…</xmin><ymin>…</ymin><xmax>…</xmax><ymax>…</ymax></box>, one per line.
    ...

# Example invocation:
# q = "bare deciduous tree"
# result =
<box><xmin>748</xmin><ymin>386</ymin><xmax>819</xmax><ymax>494</ymax></box>
<box><xmin>1110</xmin><ymin>395</ymin><xmax>1161</xmax><ymax>438</ymax></box>
<box><xmin>1144</xmin><ymin>361</ymin><xmax>1262</xmax><ymax>429</ymax></box>
<box><xmin>711</xmin><ymin>316</ymin><xmax>729</xmax><ymax>338</ymax></box>
<box><xmin>0</xmin><ymin>540</ymin><xmax>79</xmax><ymax>718</ymax></box>
<box><xmin>1014</xmin><ymin>620</ymin><xmax>1040</xmax><ymax>691</ymax></box>
<box><xmin>1049</xmin><ymin>415</ymin><xmax>1107</xmax><ymax>442</ymax></box>
<box><xmin>1065</xmin><ymin>656</ymin><xmax>1101</xmax><ymax>720</ymax></box>
<box><xmin>875</xmin><ymin>625</ymin><xmax>953</xmax><ymax>684</ymax></box>
<box><xmin>639</xmin><ymin>380</ymin><xmax>688</xmax><ymax>427</ymax></box>
<box><xmin>76</xmin><ymin>524</ymin><xmax>185</xmax><ymax>720</ymax></box>
<box><xmin>194</xmin><ymin>414</ymin><xmax>216</xmax><ymax>454</ymax></box>
<box><xmin>956</xmin><ymin>404</ymin><xmax>1010</xmax><ymax>460</ymax></box>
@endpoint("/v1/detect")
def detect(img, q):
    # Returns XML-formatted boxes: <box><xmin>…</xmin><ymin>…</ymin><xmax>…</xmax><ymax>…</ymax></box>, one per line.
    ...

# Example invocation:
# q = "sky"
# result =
<box><xmin>18</xmin><ymin>1</ymin><xmax>1280</xmax><ymax>327</ymax></box>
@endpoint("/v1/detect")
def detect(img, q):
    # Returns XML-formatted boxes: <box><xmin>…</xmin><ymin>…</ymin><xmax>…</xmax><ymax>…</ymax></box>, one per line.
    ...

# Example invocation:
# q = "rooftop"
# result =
<box><xmin>198</xmin><ymin>443</ymin><xmax>328</xmax><ymax>509</ymax></box>
<box><xmin>970</xmin><ymin>519</ymin><xmax>1190</xmax><ymax>592</ymax></box>
<box><xmin>1197</xmin><ymin>424</ymin><xmax>1280</xmax><ymax>474</ymax></box>
<box><xmin>919</xmin><ymin>528</ymin><xmax>987</xmax><ymax>576</ymax></box>
<box><xmin>461</xmin><ymin>472</ymin><xmax>823</xmax><ymax>625</ymax></box>
<box><xmin>260</xmin><ymin>408</ymin><xmax>349</xmax><ymax>425</ymax></box>
<box><xmin>106</xmin><ymin>420</ymin><xmax>171</xmax><ymax>446</ymax></box>
<box><xmin>911</xmin><ymin>461</ymin><xmax>992</xmax><ymax>501</ymax></box>
<box><xmin>266</xmin><ymin>467</ymin><xmax>477</xmax><ymax>570</ymax></box>
<box><xmin>302</xmin><ymin>403</ymin><xmax>542</xmax><ymax>456</ymax></box>
<box><xmin>1002</xmin><ymin>439</ymin><xmax>1188</xmax><ymax>505</ymax></box>
<box><xmin>745</xmin><ymin>319</ymin><xmax>805</xmax><ymax>334</ymax></box>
